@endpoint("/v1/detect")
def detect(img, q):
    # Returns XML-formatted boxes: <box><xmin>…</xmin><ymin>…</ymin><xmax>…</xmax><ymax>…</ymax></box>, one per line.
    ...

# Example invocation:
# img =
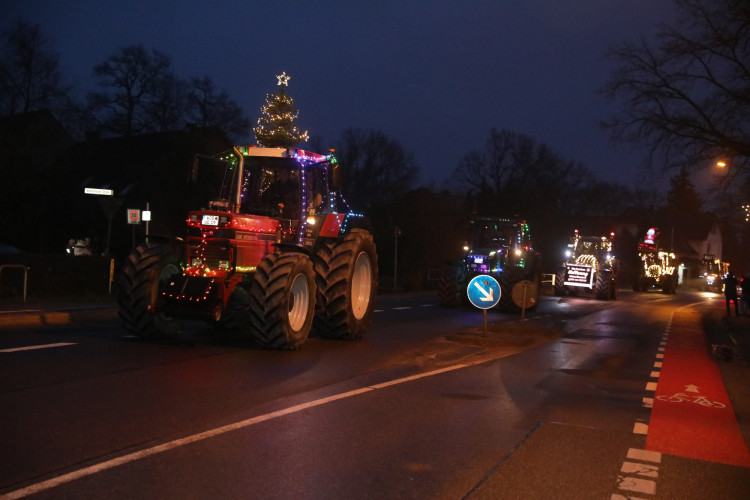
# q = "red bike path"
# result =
<box><xmin>646</xmin><ymin>307</ymin><xmax>750</xmax><ymax>468</ymax></box>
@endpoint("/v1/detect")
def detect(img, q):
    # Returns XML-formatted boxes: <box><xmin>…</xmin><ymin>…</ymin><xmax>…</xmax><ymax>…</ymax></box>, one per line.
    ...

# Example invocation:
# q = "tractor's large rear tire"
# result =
<box><xmin>117</xmin><ymin>243</ymin><xmax>182</xmax><ymax>338</ymax></box>
<box><xmin>437</xmin><ymin>263</ymin><xmax>464</xmax><ymax>307</ymax></box>
<box><xmin>313</xmin><ymin>229</ymin><xmax>378</xmax><ymax>340</ymax></box>
<box><xmin>249</xmin><ymin>252</ymin><xmax>316</xmax><ymax>350</ymax></box>
<box><xmin>554</xmin><ymin>267</ymin><xmax>567</xmax><ymax>296</ymax></box>
<box><xmin>498</xmin><ymin>267</ymin><xmax>525</xmax><ymax>312</ymax></box>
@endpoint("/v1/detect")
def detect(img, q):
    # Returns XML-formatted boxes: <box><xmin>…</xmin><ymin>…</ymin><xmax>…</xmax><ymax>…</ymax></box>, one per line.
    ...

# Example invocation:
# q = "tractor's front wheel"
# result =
<box><xmin>313</xmin><ymin>229</ymin><xmax>378</xmax><ymax>340</ymax></box>
<box><xmin>117</xmin><ymin>243</ymin><xmax>182</xmax><ymax>338</ymax></box>
<box><xmin>595</xmin><ymin>270</ymin><xmax>615</xmax><ymax>300</ymax></box>
<box><xmin>249</xmin><ymin>252</ymin><xmax>316</xmax><ymax>350</ymax></box>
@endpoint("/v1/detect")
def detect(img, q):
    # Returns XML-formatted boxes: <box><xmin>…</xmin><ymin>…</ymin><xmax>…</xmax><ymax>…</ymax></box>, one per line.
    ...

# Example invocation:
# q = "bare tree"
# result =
<box><xmin>451</xmin><ymin>128</ymin><xmax>593</xmax><ymax>218</ymax></box>
<box><xmin>144</xmin><ymin>73</ymin><xmax>187</xmax><ymax>133</ymax></box>
<box><xmin>88</xmin><ymin>45</ymin><xmax>174</xmax><ymax>136</ymax></box>
<box><xmin>334</xmin><ymin>128</ymin><xmax>419</xmax><ymax>212</ymax></box>
<box><xmin>602</xmin><ymin>0</ymin><xmax>750</xmax><ymax>181</ymax></box>
<box><xmin>0</xmin><ymin>21</ymin><xmax>69</xmax><ymax>116</ymax></box>
<box><xmin>187</xmin><ymin>76</ymin><xmax>251</xmax><ymax>141</ymax></box>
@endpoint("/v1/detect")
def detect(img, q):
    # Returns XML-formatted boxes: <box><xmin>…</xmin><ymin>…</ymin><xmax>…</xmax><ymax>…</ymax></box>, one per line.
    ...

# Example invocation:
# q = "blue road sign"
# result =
<box><xmin>467</xmin><ymin>275</ymin><xmax>501</xmax><ymax>309</ymax></box>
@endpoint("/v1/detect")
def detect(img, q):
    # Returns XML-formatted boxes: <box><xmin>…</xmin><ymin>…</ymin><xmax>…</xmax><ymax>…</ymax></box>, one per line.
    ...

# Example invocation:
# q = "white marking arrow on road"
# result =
<box><xmin>684</xmin><ymin>384</ymin><xmax>700</xmax><ymax>393</ymax></box>
<box><xmin>473</xmin><ymin>281</ymin><xmax>494</xmax><ymax>302</ymax></box>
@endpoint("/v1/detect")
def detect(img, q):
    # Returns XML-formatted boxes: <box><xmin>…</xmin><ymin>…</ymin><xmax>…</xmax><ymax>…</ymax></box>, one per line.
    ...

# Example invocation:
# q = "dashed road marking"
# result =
<box><xmin>627</xmin><ymin>448</ymin><xmax>662</xmax><ymax>463</ymax></box>
<box><xmin>616</xmin><ymin>475</ymin><xmax>656</xmax><ymax>495</ymax></box>
<box><xmin>621</xmin><ymin>461</ymin><xmax>658</xmax><ymax>477</ymax></box>
<box><xmin>633</xmin><ymin>422</ymin><xmax>649</xmax><ymax>435</ymax></box>
<box><xmin>612</xmin><ymin>448</ymin><xmax>662</xmax><ymax>498</ymax></box>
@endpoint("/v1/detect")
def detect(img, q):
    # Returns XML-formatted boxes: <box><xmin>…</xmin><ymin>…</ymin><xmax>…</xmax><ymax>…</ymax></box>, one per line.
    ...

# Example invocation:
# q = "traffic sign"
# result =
<box><xmin>511</xmin><ymin>280</ymin><xmax>538</xmax><ymax>309</ymax></box>
<box><xmin>127</xmin><ymin>209</ymin><xmax>141</xmax><ymax>224</ymax></box>
<box><xmin>467</xmin><ymin>275</ymin><xmax>501</xmax><ymax>309</ymax></box>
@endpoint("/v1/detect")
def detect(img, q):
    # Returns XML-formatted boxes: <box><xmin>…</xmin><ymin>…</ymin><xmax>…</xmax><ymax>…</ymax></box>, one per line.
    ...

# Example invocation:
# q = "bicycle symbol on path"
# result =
<box><xmin>656</xmin><ymin>384</ymin><xmax>726</xmax><ymax>409</ymax></box>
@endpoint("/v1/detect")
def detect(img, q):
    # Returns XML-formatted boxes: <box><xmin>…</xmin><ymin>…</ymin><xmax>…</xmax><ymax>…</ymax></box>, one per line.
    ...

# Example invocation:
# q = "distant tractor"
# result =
<box><xmin>696</xmin><ymin>254</ymin><xmax>726</xmax><ymax>293</ymax></box>
<box><xmin>633</xmin><ymin>228</ymin><xmax>678</xmax><ymax>294</ymax></box>
<box><xmin>438</xmin><ymin>216</ymin><xmax>542</xmax><ymax>312</ymax></box>
<box><xmin>117</xmin><ymin>146</ymin><xmax>378</xmax><ymax>350</ymax></box>
<box><xmin>554</xmin><ymin>230</ymin><xmax>618</xmax><ymax>300</ymax></box>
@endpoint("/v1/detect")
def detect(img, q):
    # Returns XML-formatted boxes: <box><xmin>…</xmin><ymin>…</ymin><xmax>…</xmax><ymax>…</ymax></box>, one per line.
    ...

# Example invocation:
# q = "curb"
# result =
<box><xmin>0</xmin><ymin>307</ymin><xmax>118</xmax><ymax>329</ymax></box>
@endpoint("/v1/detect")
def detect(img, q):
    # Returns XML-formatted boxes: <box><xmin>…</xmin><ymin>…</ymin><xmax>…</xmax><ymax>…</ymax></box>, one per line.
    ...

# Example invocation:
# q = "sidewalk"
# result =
<box><xmin>0</xmin><ymin>296</ymin><xmax>118</xmax><ymax>329</ymax></box>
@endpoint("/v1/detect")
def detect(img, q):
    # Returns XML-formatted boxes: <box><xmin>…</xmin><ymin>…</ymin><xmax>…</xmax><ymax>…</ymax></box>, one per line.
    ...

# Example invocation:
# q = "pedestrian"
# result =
<box><xmin>724</xmin><ymin>271</ymin><xmax>739</xmax><ymax>317</ymax></box>
<box><xmin>741</xmin><ymin>274</ymin><xmax>750</xmax><ymax>317</ymax></box>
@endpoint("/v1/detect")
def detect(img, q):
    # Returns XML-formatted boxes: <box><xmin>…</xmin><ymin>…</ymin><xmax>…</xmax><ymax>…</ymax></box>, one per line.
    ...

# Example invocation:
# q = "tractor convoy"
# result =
<box><xmin>438</xmin><ymin>216</ymin><xmax>542</xmax><ymax>312</ymax></box>
<box><xmin>554</xmin><ymin>230</ymin><xmax>618</xmax><ymax>300</ymax></box>
<box><xmin>117</xmin><ymin>146</ymin><xmax>378</xmax><ymax>350</ymax></box>
<box><xmin>633</xmin><ymin>228</ymin><xmax>678</xmax><ymax>294</ymax></box>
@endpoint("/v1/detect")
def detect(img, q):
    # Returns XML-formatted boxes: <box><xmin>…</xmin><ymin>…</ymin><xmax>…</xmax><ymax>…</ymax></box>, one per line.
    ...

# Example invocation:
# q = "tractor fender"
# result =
<box><xmin>319</xmin><ymin>213</ymin><xmax>347</xmax><ymax>238</ymax></box>
<box><xmin>274</xmin><ymin>242</ymin><xmax>311</xmax><ymax>256</ymax></box>
<box><xmin>318</xmin><ymin>212</ymin><xmax>371</xmax><ymax>238</ymax></box>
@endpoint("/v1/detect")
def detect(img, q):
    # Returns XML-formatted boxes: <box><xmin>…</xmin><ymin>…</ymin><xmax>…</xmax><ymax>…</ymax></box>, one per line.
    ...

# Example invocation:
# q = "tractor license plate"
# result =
<box><xmin>202</xmin><ymin>215</ymin><xmax>219</xmax><ymax>226</ymax></box>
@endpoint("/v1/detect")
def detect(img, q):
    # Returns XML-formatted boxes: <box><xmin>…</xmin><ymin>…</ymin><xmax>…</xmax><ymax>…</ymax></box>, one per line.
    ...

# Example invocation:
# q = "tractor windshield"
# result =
<box><xmin>240</xmin><ymin>156</ymin><xmax>331</xmax><ymax>221</ymax></box>
<box><xmin>191</xmin><ymin>149</ymin><xmax>332</xmax><ymax>220</ymax></box>
<box><xmin>469</xmin><ymin>220</ymin><xmax>518</xmax><ymax>251</ymax></box>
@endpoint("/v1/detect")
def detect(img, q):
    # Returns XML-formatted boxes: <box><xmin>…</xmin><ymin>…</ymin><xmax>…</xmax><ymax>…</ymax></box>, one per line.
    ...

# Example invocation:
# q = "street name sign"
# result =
<box><xmin>84</xmin><ymin>187</ymin><xmax>113</xmax><ymax>196</ymax></box>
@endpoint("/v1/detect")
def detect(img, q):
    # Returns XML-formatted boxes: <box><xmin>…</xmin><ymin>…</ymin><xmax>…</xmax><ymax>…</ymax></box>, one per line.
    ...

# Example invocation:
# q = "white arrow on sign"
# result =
<box><xmin>473</xmin><ymin>281</ymin><xmax>494</xmax><ymax>302</ymax></box>
<box><xmin>684</xmin><ymin>384</ymin><xmax>700</xmax><ymax>393</ymax></box>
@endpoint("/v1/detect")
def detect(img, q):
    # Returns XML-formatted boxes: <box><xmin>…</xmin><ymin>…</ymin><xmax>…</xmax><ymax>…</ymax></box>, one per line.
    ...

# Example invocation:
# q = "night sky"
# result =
<box><xmin>2</xmin><ymin>1</ymin><xmax>678</xmax><ymax>187</ymax></box>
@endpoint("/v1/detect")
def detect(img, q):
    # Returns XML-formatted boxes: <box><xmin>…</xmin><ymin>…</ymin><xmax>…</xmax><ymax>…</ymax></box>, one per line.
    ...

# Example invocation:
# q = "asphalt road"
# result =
<box><xmin>0</xmin><ymin>290</ymin><xmax>748</xmax><ymax>499</ymax></box>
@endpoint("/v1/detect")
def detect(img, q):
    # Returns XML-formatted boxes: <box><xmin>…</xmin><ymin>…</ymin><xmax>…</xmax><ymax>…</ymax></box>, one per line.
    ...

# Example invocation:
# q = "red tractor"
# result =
<box><xmin>117</xmin><ymin>146</ymin><xmax>378</xmax><ymax>349</ymax></box>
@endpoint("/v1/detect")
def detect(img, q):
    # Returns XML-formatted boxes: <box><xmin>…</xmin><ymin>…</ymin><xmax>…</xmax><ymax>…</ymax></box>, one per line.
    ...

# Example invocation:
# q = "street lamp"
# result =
<box><xmin>717</xmin><ymin>161</ymin><xmax>727</xmax><ymax>169</ymax></box>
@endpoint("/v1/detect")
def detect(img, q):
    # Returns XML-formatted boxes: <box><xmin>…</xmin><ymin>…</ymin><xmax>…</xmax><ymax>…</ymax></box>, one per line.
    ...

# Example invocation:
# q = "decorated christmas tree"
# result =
<box><xmin>254</xmin><ymin>72</ymin><xmax>309</xmax><ymax>148</ymax></box>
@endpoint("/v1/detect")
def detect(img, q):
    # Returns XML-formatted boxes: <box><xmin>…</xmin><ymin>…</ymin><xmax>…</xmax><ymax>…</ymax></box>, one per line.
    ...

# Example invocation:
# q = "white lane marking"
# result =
<box><xmin>621</xmin><ymin>461</ymin><xmax>658</xmax><ymax>477</ymax></box>
<box><xmin>0</xmin><ymin>360</ymin><xmax>482</xmax><ymax>499</ymax></box>
<box><xmin>654</xmin><ymin>361</ymin><xmax>662</xmax><ymax>368</ymax></box>
<box><xmin>633</xmin><ymin>422</ymin><xmax>649</xmax><ymax>435</ymax></box>
<box><xmin>646</xmin><ymin>381</ymin><xmax>658</xmax><ymax>391</ymax></box>
<box><xmin>627</xmin><ymin>448</ymin><xmax>662</xmax><ymax>463</ymax></box>
<box><xmin>393</xmin><ymin>307</ymin><xmax>412</xmax><ymax>310</ymax></box>
<box><xmin>617</xmin><ymin>475</ymin><xmax>656</xmax><ymax>495</ymax></box>
<box><xmin>650</xmin><ymin>371</ymin><xmax>660</xmax><ymax>378</ymax></box>
<box><xmin>642</xmin><ymin>397</ymin><xmax>653</xmax><ymax>408</ymax></box>
<box><xmin>0</xmin><ymin>343</ymin><xmax>77</xmax><ymax>353</ymax></box>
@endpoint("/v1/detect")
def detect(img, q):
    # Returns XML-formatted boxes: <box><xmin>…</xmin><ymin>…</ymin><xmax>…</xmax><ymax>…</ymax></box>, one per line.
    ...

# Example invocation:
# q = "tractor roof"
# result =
<box><xmin>237</xmin><ymin>145</ymin><xmax>329</xmax><ymax>162</ymax></box>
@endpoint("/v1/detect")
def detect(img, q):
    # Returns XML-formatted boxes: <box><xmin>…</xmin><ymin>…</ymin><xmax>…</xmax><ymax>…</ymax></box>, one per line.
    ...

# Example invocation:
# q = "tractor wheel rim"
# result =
<box><xmin>351</xmin><ymin>251</ymin><xmax>372</xmax><ymax>320</ymax></box>
<box><xmin>288</xmin><ymin>273</ymin><xmax>310</xmax><ymax>331</ymax></box>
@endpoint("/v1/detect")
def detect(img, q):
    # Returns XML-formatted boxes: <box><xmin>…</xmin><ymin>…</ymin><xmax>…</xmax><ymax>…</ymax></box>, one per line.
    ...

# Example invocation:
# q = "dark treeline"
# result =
<box><xmin>1</xmin><ymin>13</ymin><xmax>748</xmax><ymax>288</ymax></box>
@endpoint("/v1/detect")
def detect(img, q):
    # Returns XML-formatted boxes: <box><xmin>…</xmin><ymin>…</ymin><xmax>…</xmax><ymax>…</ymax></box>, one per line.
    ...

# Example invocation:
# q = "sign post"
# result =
<box><xmin>512</xmin><ymin>280</ymin><xmax>538</xmax><ymax>320</ymax></box>
<box><xmin>84</xmin><ymin>187</ymin><xmax>119</xmax><ymax>256</ymax></box>
<box><xmin>467</xmin><ymin>275</ymin><xmax>501</xmax><ymax>334</ymax></box>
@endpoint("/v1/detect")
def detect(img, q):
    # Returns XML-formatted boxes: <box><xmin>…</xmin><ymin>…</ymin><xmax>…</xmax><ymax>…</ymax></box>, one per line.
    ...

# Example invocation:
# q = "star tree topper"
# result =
<box><xmin>277</xmin><ymin>71</ymin><xmax>290</xmax><ymax>86</ymax></box>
